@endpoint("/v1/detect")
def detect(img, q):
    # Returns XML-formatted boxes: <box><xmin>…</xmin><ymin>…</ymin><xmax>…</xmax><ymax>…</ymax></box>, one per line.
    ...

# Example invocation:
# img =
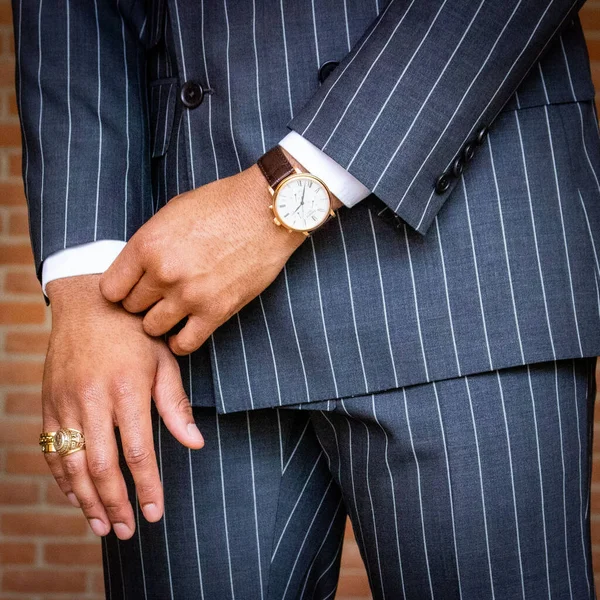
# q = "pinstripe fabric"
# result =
<box><xmin>11</xmin><ymin>0</ymin><xmax>600</xmax><ymax>414</ymax></box>
<box><xmin>102</xmin><ymin>356</ymin><xmax>597</xmax><ymax>599</ymax></box>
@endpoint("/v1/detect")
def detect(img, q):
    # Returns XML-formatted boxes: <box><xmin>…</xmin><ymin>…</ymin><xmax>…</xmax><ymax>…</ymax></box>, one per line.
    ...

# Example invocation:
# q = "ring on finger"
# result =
<box><xmin>40</xmin><ymin>428</ymin><xmax>86</xmax><ymax>456</ymax></box>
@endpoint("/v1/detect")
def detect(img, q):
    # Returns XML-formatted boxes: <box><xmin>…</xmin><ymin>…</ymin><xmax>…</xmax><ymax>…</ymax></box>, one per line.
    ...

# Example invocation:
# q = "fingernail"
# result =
<box><xmin>113</xmin><ymin>522</ymin><xmax>133</xmax><ymax>539</ymax></box>
<box><xmin>67</xmin><ymin>492</ymin><xmax>80</xmax><ymax>508</ymax></box>
<box><xmin>89</xmin><ymin>518</ymin><xmax>108</xmax><ymax>536</ymax></box>
<box><xmin>187</xmin><ymin>423</ymin><xmax>204</xmax><ymax>444</ymax></box>
<box><xmin>142</xmin><ymin>502</ymin><xmax>161</xmax><ymax>521</ymax></box>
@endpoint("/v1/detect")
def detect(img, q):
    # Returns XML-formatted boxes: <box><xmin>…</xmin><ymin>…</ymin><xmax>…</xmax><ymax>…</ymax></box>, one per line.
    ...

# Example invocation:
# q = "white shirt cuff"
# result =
<box><xmin>279</xmin><ymin>131</ymin><xmax>370</xmax><ymax>207</ymax></box>
<box><xmin>41</xmin><ymin>240</ymin><xmax>127</xmax><ymax>296</ymax></box>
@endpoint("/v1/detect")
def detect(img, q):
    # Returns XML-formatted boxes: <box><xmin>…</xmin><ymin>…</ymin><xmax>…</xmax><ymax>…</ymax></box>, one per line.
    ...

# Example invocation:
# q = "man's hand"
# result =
<box><xmin>99</xmin><ymin>155</ymin><xmax>338</xmax><ymax>355</ymax></box>
<box><xmin>43</xmin><ymin>275</ymin><xmax>204</xmax><ymax>540</ymax></box>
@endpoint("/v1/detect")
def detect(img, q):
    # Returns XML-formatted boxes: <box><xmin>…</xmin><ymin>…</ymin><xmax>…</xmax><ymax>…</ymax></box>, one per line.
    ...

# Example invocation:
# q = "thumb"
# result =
<box><xmin>152</xmin><ymin>345</ymin><xmax>204</xmax><ymax>449</ymax></box>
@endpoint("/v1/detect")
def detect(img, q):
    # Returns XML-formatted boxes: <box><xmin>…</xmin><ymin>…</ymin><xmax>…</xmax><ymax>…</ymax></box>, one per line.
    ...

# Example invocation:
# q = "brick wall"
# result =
<box><xmin>1</xmin><ymin>2</ymin><xmax>600</xmax><ymax>599</ymax></box>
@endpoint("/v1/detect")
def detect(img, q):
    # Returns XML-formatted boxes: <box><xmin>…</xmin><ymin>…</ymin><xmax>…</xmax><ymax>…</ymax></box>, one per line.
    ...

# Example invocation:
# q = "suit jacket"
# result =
<box><xmin>12</xmin><ymin>0</ymin><xmax>600</xmax><ymax>413</ymax></box>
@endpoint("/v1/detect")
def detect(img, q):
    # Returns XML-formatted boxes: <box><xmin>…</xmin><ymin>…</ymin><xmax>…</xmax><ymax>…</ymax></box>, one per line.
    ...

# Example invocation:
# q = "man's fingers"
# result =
<box><xmin>168</xmin><ymin>315</ymin><xmax>212</xmax><ymax>356</ymax></box>
<box><xmin>50</xmin><ymin>417</ymin><xmax>113</xmax><ymax>538</ymax></box>
<box><xmin>81</xmin><ymin>410</ymin><xmax>136</xmax><ymax>540</ymax></box>
<box><xmin>99</xmin><ymin>244</ymin><xmax>144</xmax><ymax>303</ymax></box>
<box><xmin>114</xmin><ymin>399</ymin><xmax>164</xmax><ymax>523</ymax></box>
<box><xmin>152</xmin><ymin>346</ymin><xmax>204</xmax><ymax>449</ymax></box>
<box><xmin>142</xmin><ymin>299</ymin><xmax>188</xmax><ymax>337</ymax></box>
<box><xmin>121</xmin><ymin>273</ymin><xmax>162</xmax><ymax>314</ymax></box>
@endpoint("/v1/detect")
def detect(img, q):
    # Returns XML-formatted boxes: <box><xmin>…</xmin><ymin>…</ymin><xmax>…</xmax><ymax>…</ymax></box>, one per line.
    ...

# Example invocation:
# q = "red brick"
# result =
<box><xmin>0</xmin><ymin>182</ymin><xmax>25</xmax><ymax>206</ymax></box>
<box><xmin>92</xmin><ymin>571</ymin><xmax>106</xmax><ymax>594</ymax></box>
<box><xmin>5</xmin><ymin>391</ymin><xmax>41</xmax><ymax>416</ymax></box>
<box><xmin>0</xmin><ymin>57</ymin><xmax>14</xmax><ymax>86</ymax></box>
<box><xmin>0</xmin><ymin>3</ymin><xmax>13</xmax><ymax>24</ymax></box>
<box><xmin>45</xmin><ymin>482</ymin><xmax>72</xmax><ymax>507</ymax></box>
<box><xmin>1</xmin><ymin>512</ymin><xmax>87</xmax><ymax>536</ymax></box>
<box><xmin>7</xmin><ymin>210</ymin><xmax>28</xmax><ymax>235</ymax></box>
<box><xmin>3</xmin><ymin>568</ymin><xmax>87</xmax><ymax>593</ymax></box>
<box><xmin>0</xmin><ymin>242</ymin><xmax>33</xmax><ymax>265</ymax></box>
<box><xmin>0</xmin><ymin>360</ymin><xmax>44</xmax><ymax>384</ymax></box>
<box><xmin>0</xmin><ymin>124</ymin><xmax>21</xmax><ymax>147</ymax></box>
<box><xmin>5</xmin><ymin>449</ymin><xmax>49</xmax><ymax>475</ymax></box>
<box><xmin>8</xmin><ymin>152</ymin><xmax>20</xmax><ymax>177</ymax></box>
<box><xmin>0</xmin><ymin>419</ymin><xmax>42</xmax><ymax>445</ymax></box>
<box><xmin>44</xmin><ymin>541</ymin><xmax>102</xmax><ymax>566</ymax></box>
<box><xmin>0</xmin><ymin>542</ymin><xmax>35</xmax><ymax>565</ymax></box>
<box><xmin>4</xmin><ymin>270</ymin><xmax>41</xmax><ymax>294</ymax></box>
<box><xmin>6</xmin><ymin>89</ymin><xmax>17</xmax><ymax>118</ymax></box>
<box><xmin>0</xmin><ymin>480</ymin><xmax>38</xmax><ymax>504</ymax></box>
<box><xmin>581</xmin><ymin>5</ymin><xmax>600</xmax><ymax>32</ymax></box>
<box><xmin>5</xmin><ymin>330</ymin><xmax>49</xmax><ymax>354</ymax></box>
<box><xmin>0</xmin><ymin>302</ymin><xmax>45</xmax><ymax>324</ymax></box>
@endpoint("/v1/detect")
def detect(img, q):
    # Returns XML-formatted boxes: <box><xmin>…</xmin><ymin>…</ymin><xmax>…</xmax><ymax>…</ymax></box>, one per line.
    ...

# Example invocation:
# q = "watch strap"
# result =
<box><xmin>257</xmin><ymin>145</ymin><xmax>296</xmax><ymax>190</ymax></box>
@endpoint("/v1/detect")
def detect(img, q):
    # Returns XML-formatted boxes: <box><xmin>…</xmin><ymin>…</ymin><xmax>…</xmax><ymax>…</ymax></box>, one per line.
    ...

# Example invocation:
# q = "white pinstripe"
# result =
<box><xmin>526</xmin><ymin>364</ymin><xmax>552</xmax><ymax>598</ymax></box>
<box><xmin>403</xmin><ymin>223</ymin><xmax>430</xmax><ymax>381</ymax></box>
<box><xmin>431</xmin><ymin>382</ymin><xmax>463</xmax><ymax>599</ymax></box>
<box><xmin>318</xmin><ymin>410</ymin><xmax>342</xmax><ymax>483</ymax></box>
<box><xmin>540</xmin><ymin>69</ymin><xmax>583</xmax><ymax>356</ymax></box>
<box><xmin>572</xmin><ymin>360</ymin><xmax>592</xmax><ymax>597</ymax></box>
<box><xmin>462</xmin><ymin>177</ymin><xmax>494</xmax><ymax>370</ymax></box>
<box><xmin>117</xmin><ymin>539</ymin><xmax>125</xmax><ymax>598</ymax></box>
<box><xmin>310</xmin><ymin>237</ymin><xmax>340</xmax><ymax>397</ymax></box>
<box><xmin>434</xmin><ymin>216</ymin><xmax>462</xmax><ymax>375</ymax></box>
<box><xmin>487</xmin><ymin>134</ymin><xmax>525</xmax><ymax>364</ymax></box>
<box><xmin>282</xmin><ymin>419</ymin><xmax>310</xmax><ymax>475</ymax></box>
<box><xmin>578</xmin><ymin>190</ymin><xmax>600</xmax><ymax>279</ymax></box>
<box><xmin>237</xmin><ymin>314</ymin><xmax>255</xmax><ymax>410</ymax></box>
<box><xmin>223</xmin><ymin>0</ymin><xmax>242</xmax><ymax>172</ymax></box>
<box><xmin>63</xmin><ymin>0</ymin><xmax>71</xmax><ymax>247</ymax></box>
<box><xmin>338</xmin><ymin>400</ymin><xmax>374</xmax><ymax>587</ymax></box>
<box><xmin>187</xmin><ymin>445</ymin><xmax>204</xmax><ymax>599</ymax></box>
<box><xmin>298</xmin><ymin>498</ymin><xmax>344</xmax><ymax>599</ymax></box>
<box><xmin>310</xmin><ymin>0</ymin><xmax>320</xmax><ymax>68</ymax></box>
<box><xmin>215</xmin><ymin>412</ymin><xmax>236</xmax><ymax>599</ymax></box>
<box><xmin>16</xmin><ymin>0</ymin><xmax>29</xmax><ymax>202</ymax></box>
<box><xmin>201</xmin><ymin>0</ymin><xmax>218</xmax><ymax>179</ymax></box>
<box><xmin>371</xmin><ymin>394</ymin><xmax>406</xmax><ymax>597</ymax></box>
<box><xmin>252</xmin><ymin>0</ymin><xmax>266</xmax><ymax>154</ymax></box>
<box><xmin>464</xmin><ymin>376</ymin><xmax>496</xmax><ymax>599</ymax></box>
<box><xmin>362</xmin><ymin>419</ymin><xmax>385</xmax><ymax>597</ymax></box>
<box><xmin>120</xmin><ymin>4</ymin><xmax>130</xmax><ymax>239</ymax></box>
<box><xmin>246</xmin><ymin>413</ymin><xmax>265</xmax><ymax>600</ymax></box>
<box><xmin>259</xmin><ymin>295</ymin><xmax>284</xmax><ymax>406</ymax></box>
<box><xmin>514</xmin><ymin>110</ymin><xmax>556</xmax><ymax>358</ymax></box>
<box><xmin>271</xmin><ymin>451</ymin><xmax>324</xmax><ymax>561</ymax></box>
<box><xmin>157</xmin><ymin>416</ymin><xmax>174</xmax><ymax>599</ymax></box>
<box><xmin>133</xmin><ymin>498</ymin><xmax>148</xmax><ymax>599</ymax></box>
<box><xmin>280</xmin><ymin>0</ymin><xmax>293</xmax><ymax>118</ymax></box>
<box><xmin>337</xmin><ymin>214</ymin><xmax>369</xmax><ymax>391</ymax></box>
<box><xmin>321</xmin><ymin>0</ymin><xmax>419</xmax><ymax>153</ymax></box>
<box><xmin>595</xmin><ymin>270</ymin><xmax>600</xmax><ymax>325</ymax></box>
<box><xmin>554</xmin><ymin>362</ymin><xmax>574</xmax><ymax>600</ymax></box>
<box><xmin>402</xmin><ymin>388</ymin><xmax>434</xmax><ymax>598</ymax></box>
<box><xmin>36</xmin><ymin>0</ymin><xmax>44</xmax><ymax>254</ymax></box>
<box><xmin>310</xmin><ymin>536</ymin><xmax>344</xmax><ymax>600</ymax></box>
<box><xmin>343</xmin><ymin>0</ymin><xmax>351</xmax><ymax>51</ymax></box>
<box><xmin>347</xmin><ymin>0</ymin><xmax>485</xmax><ymax>170</ymax></box>
<box><xmin>103</xmin><ymin>535</ymin><xmax>112</xmax><ymax>599</ymax></box>
<box><xmin>300</xmin><ymin>0</ymin><xmax>398</xmax><ymax>135</ymax></box>
<box><xmin>92</xmin><ymin>0</ymin><xmax>103</xmax><ymax>240</ymax></box>
<box><xmin>282</xmin><ymin>480</ymin><xmax>334</xmax><ymax>599</ymax></box>
<box><xmin>495</xmin><ymin>371</ymin><xmax>526</xmax><ymax>598</ymax></box>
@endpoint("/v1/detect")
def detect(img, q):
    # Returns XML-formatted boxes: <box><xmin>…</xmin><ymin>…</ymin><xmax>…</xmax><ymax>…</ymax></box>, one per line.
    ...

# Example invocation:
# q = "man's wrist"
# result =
<box><xmin>277</xmin><ymin>146</ymin><xmax>343</xmax><ymax>211</ymax></box>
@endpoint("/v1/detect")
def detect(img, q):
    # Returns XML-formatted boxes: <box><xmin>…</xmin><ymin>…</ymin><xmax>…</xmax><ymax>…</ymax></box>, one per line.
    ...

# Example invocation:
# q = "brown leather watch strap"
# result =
<box><xmin>257</xmin><ymin>145</ymin><xmax>296</xmax><ymax>190</ymax></box>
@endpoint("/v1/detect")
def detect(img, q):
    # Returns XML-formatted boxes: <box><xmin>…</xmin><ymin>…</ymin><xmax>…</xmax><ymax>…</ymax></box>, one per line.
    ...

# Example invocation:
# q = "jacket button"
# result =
<box><xmin>463</xmin><ymin>142</ymin><xmax>476</xmax><ymax>162</ymax></box>
<box><xmin>452</xmin><ymin>156</ymin><xmax>464</xmax><ymax>177</ymax></box>
<box><xmin>180</xmin><ymin>81</ymin><xmax>204</xmax><ymax>108</ymax></box>
<box><xmin>476</xmin><ymin>126</ymin><xmax>489</xmax><ymax>145</ymax></box>
<box><xmin>318</xmin><ymin>61</ymin><xmax>339</xmax><ymax>83</ymax></box>
<box><xmin>435</xmin><ymin>172</ymin><xmax>452</xmax><ymax>194</ymax></box>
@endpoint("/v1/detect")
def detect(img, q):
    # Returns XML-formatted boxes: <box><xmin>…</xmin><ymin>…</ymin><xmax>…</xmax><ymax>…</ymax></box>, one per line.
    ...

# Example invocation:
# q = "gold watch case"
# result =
<box><xmin>268</xmin><ymin>171</ymin><xmax>336</xmax><ymax>236</ymax></box>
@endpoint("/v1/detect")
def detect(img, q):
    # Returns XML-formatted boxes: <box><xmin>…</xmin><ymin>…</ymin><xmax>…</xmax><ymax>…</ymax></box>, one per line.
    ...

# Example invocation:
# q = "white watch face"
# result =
<box><xmin>273</xmin><ymin>175</ymin><xmax>331</xmax><ymax>232</ymax></box>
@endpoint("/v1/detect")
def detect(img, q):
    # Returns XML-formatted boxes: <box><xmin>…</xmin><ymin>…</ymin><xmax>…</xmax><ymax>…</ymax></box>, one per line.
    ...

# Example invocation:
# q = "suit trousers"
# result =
<box><xmin>101</xmin><ymin>356</ymin><xmax>598</xmax><ymax>600</ymax></box>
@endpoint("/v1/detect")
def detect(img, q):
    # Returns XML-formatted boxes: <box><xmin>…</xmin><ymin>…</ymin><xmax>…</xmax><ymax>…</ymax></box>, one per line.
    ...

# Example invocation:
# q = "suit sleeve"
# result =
<box><xmin>11</xmin><ymin>0</ymin><xmax>151</xmax><ymax>292</ymax></box>
<box><xmin>288</xmin><ymin>0</ymin><xmax>586</xmax><ymax>235</ymax></box>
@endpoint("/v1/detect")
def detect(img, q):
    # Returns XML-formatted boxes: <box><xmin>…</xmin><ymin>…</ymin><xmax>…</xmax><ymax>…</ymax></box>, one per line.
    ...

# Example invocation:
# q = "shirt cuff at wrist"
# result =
<box><xmin>41</xmin><ymin>240</ymin><xmax>127</xmax><ymax>296</ymax></box>
<box><xmin>279</xmin><ymin>131</ymin><xmax>371</xmax><ymax>207</ymax></box>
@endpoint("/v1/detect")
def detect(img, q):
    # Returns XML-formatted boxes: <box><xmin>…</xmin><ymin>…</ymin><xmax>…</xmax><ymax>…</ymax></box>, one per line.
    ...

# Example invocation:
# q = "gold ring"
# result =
<box><xmin>40</xmin><ymin>428</ymin><xmax>86</xmax><ymax>456</ymax></box>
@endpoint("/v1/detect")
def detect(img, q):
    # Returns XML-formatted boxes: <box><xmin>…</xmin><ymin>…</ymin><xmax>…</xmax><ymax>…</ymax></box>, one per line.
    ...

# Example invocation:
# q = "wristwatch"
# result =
<box><xmin>257</xmin><ymin>145</ymin><xmax>336</xmax><ymax>236</ymax></box>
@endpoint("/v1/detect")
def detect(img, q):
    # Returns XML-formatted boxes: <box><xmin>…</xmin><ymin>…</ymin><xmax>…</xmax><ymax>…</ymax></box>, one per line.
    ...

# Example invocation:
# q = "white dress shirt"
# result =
<box><xmin>41</xmin><ymin>132</ymin><xmax>371</xmax><ymax>295</ymax></box>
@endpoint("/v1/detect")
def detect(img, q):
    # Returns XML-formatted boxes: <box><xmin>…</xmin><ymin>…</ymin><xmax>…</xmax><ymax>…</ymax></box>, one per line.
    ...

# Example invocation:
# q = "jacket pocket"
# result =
<box><xmin>149</xmin><ymin>78</ymin><xmax>177</xmax><ymax>158</ymax></box>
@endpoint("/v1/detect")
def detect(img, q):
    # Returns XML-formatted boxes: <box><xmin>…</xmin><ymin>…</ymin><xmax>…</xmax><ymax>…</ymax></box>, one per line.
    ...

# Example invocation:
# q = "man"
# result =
<box><xmin>12</xmin><ymin>0</ymin><xmax>600</xmax><ymax>597</ymax></box>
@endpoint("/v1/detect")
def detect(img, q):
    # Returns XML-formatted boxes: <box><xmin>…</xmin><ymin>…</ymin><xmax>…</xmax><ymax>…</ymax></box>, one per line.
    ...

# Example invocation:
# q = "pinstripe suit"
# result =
<box><xmin>11</xmin><ymin>0</ymin><xmax>600</xmax><ymax>597</ymax></box>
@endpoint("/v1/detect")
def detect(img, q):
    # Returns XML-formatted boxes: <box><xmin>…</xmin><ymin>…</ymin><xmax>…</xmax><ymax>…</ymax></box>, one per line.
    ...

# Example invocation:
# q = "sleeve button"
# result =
<box><xmin>462</xmin><ymin>142</ymin><xmax>476</xmax><ymax>162</ymax></box>
<box><xmin>435</xmin><ymin>173</ymin><xmax>452</xmax><ymax>194</ymax></box>
<box><xmin>452</xmin><ymin>156</ymin><xmax>464</xmax><ymax>177</ymax></box>
<box><xmin>476</xmin><ymin>126</ymin><xmax>489</xmax><ymax>145</ymax></box>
